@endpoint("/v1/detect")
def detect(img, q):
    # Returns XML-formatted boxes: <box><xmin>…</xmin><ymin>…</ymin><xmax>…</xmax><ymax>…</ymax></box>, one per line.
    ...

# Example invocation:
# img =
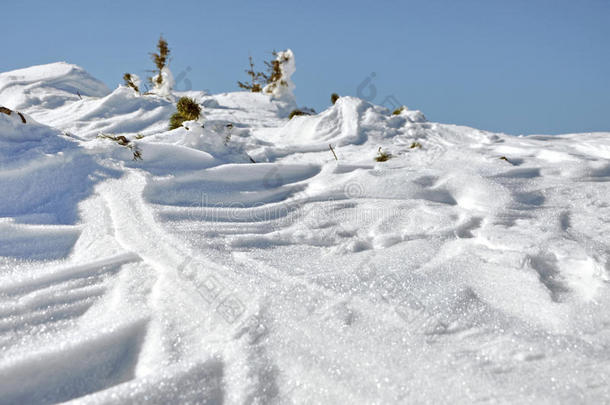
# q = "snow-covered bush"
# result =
<box><xmin>169</xmin><ymin>97</ymin><xmax>201</xmax><ymax>130</ymax></box>
<box><xmin>149</xmin><ymin>36</ymin><xmax>174</xmax><ymax>97</ymax></box>
<box><xmin>263</xmin><ymin>49</ymin><xmax>296</xmax><ymax>102</ymax></box>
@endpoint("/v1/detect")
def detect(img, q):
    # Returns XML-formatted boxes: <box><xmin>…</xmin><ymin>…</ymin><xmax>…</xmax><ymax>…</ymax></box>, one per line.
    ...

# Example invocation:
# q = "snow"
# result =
<box><xmin>0</xmin><ymin>62</ymin><xmax>609</xmax><ymax>404</ymax></box>
<box><xmin>151</xmin><ymin>66</ymin><xmax>175</xmax><ymax>98</ymax></box>
<box><xmin>0</xmin><ymin>62</ymin><xmax>110</xmax><ymax>111</ymax></box>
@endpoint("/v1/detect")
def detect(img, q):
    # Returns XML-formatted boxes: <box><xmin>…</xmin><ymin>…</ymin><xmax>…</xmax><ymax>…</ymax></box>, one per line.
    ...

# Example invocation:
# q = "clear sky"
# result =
<box><xmin>1</xmin><ymin>0</ymin><xmax>608</xmax><ymax>135</ymax></box>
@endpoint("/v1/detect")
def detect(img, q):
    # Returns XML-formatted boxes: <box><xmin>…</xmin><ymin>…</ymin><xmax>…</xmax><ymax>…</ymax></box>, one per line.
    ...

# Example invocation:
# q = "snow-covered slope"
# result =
<box><xmin>0</xmin><ymin>62</ymin><xmax>110</xmax><ymax>111</ymax></box>
<box><xmin>1</xmin><ymin>63</ymin><xmax>609</xmax><ymax>404</ymax></box>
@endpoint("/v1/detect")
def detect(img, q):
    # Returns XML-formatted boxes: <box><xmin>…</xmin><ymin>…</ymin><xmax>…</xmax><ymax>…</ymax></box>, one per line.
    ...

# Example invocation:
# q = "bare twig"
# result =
<box><xmin>123</xmin><ymin>73</ymin><xmax>140</xmax><ymax>93</ymax></box>
<box><xmin>329</xmin><ymin>144</ymin><xmax>338</xmax><ymax>161</ymax></box>
<box><xmin>0</xmin><ymin>106</ymin><xmax>26</xmax><ymax>123</ymax></box>
<box><xmin>97</xmin><ymin>133</ymin><xmax>143</xmax><ymax>161</ymax></box>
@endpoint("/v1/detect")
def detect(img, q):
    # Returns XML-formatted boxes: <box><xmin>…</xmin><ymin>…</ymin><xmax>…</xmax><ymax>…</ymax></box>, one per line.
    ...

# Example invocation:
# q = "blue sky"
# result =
<box><xmin>2</xmin><ymin>0</ymin><xmax>608</xmax><ymax>134</ymax></box>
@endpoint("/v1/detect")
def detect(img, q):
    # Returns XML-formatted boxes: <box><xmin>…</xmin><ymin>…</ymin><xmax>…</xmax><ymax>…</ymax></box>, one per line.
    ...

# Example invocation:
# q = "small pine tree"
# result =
<box><xmin>237</xmin><ymin>56</ymin><xmax>266</xmax><ymax>92</ymax></box>
<box><xmin>331</xmin><ymin>93</ymin><xmax>340</xmax><ymax>105</ymax></box>
<box><xmin>169</xmin><ymin>97</ymin><xmax>202</xmax><ymax>130</ymax></box>
<box><xmin>149</xmin><ymin>35</ymin><xmax>170</xmax><ymax>86</ymax></box>
<box><xmin>264</xmin><ymin>51</ymin><xmax>282</xmax><ymax>85</ymax></box>
<box><xmin>123</xmin><ymin>73</ymin><xmax>140</xmax><ymax>93</ymax></box>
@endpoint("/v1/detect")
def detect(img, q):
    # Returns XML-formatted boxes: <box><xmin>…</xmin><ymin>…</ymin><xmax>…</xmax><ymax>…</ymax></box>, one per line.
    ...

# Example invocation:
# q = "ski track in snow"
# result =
<box><xmin>0</xmin><ymin>62</ymin><xmax>610</xmax><ymax>404</ymax></box>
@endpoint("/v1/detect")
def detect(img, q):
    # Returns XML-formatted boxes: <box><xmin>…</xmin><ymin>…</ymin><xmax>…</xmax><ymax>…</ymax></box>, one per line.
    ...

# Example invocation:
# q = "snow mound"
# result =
<box><xmin>35</xmin><ymin>86</ymin><xmax>175</xmax><ymax>138</ymax></box>
<box><xmin>256</xmin><ymin>96</ymin><xmax>428</xmax><ymax>152</ymax></box>
<box><xmin>0</xmin><ymin>113</ymin><xmax>114</xmax><ymax>225</ymax></box>
<box><xmin>0</xmin><ymin>62</ymin><xmax>110</xmax><ymax>111</ymax></box>
<box><xmin>0</xmin><ymin>110</ymin><xmax>56</xmax><ymax>142</ymax></box>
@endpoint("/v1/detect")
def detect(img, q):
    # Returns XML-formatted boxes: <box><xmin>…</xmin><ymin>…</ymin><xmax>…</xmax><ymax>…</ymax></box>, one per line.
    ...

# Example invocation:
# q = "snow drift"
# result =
<box><xmin>0</xmin><ymin>62</ymin><xmax>110</xmax><ymax>111</ymax></box>
<box><xmin>0</xmin><ymin>62</ymin><xmax>609</xmax><ymax>404</ymax></box>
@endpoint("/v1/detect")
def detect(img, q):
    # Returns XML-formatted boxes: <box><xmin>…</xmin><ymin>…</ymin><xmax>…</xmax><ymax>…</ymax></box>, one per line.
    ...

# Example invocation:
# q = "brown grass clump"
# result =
<box><xmin>375</xmin><ymin>147</ymin><xmax>392</xmax><ymax>162</ymax></box>
<box><xmin>288</xmin><ymin>109</ymin><xmax>314</xmax><ymax>119</ymax></box>
<box><xmin>392</xmin><ymin>106</ymin><xmax>407</xmax><ymax>115</ymax></box>
<box><xmin>169</xmin><ymin>97</ymin><xmax>202</xmax><ymax>130</ymax></box>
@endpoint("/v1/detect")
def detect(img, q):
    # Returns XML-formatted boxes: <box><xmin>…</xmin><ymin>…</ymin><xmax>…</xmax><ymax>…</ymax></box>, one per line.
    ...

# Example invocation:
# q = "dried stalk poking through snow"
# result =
<box><xmin>375</xmin><ymin>147</ymin><xmax>392</xmax><ymax>162</ymax></box>
<box><xmin>97</xmin><ymin>133</ymin><xmax>143</xmax><ymax>161</ymax></box>
<box><xmin>329</xmin><ymin>144</ymin><xmax>338</xmax><ymax>160</ymax></box>
<box><xmin>123</xmin><ymin>73</ymin><xmax>140</xmax><ymax>93</ymax></box>
<box><xmin>0</xmin><ymin>106</ymin><xmax>26</xmax><ymax>123</ymax></box>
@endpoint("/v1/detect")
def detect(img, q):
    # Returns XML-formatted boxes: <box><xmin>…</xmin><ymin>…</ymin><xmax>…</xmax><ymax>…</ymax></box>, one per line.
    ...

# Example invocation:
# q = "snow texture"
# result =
<box><xmin>0</xmin><ymin>62</ymin><xmax>609</xmax><ymax>404</ymax></box>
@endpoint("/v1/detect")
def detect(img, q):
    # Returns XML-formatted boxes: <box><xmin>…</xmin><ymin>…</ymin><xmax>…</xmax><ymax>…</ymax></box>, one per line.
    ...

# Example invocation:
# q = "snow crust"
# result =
<box><xmin>0</xmin><ymin>62</ymin><xmax>609</xmax><ymax>404</ymax></box>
